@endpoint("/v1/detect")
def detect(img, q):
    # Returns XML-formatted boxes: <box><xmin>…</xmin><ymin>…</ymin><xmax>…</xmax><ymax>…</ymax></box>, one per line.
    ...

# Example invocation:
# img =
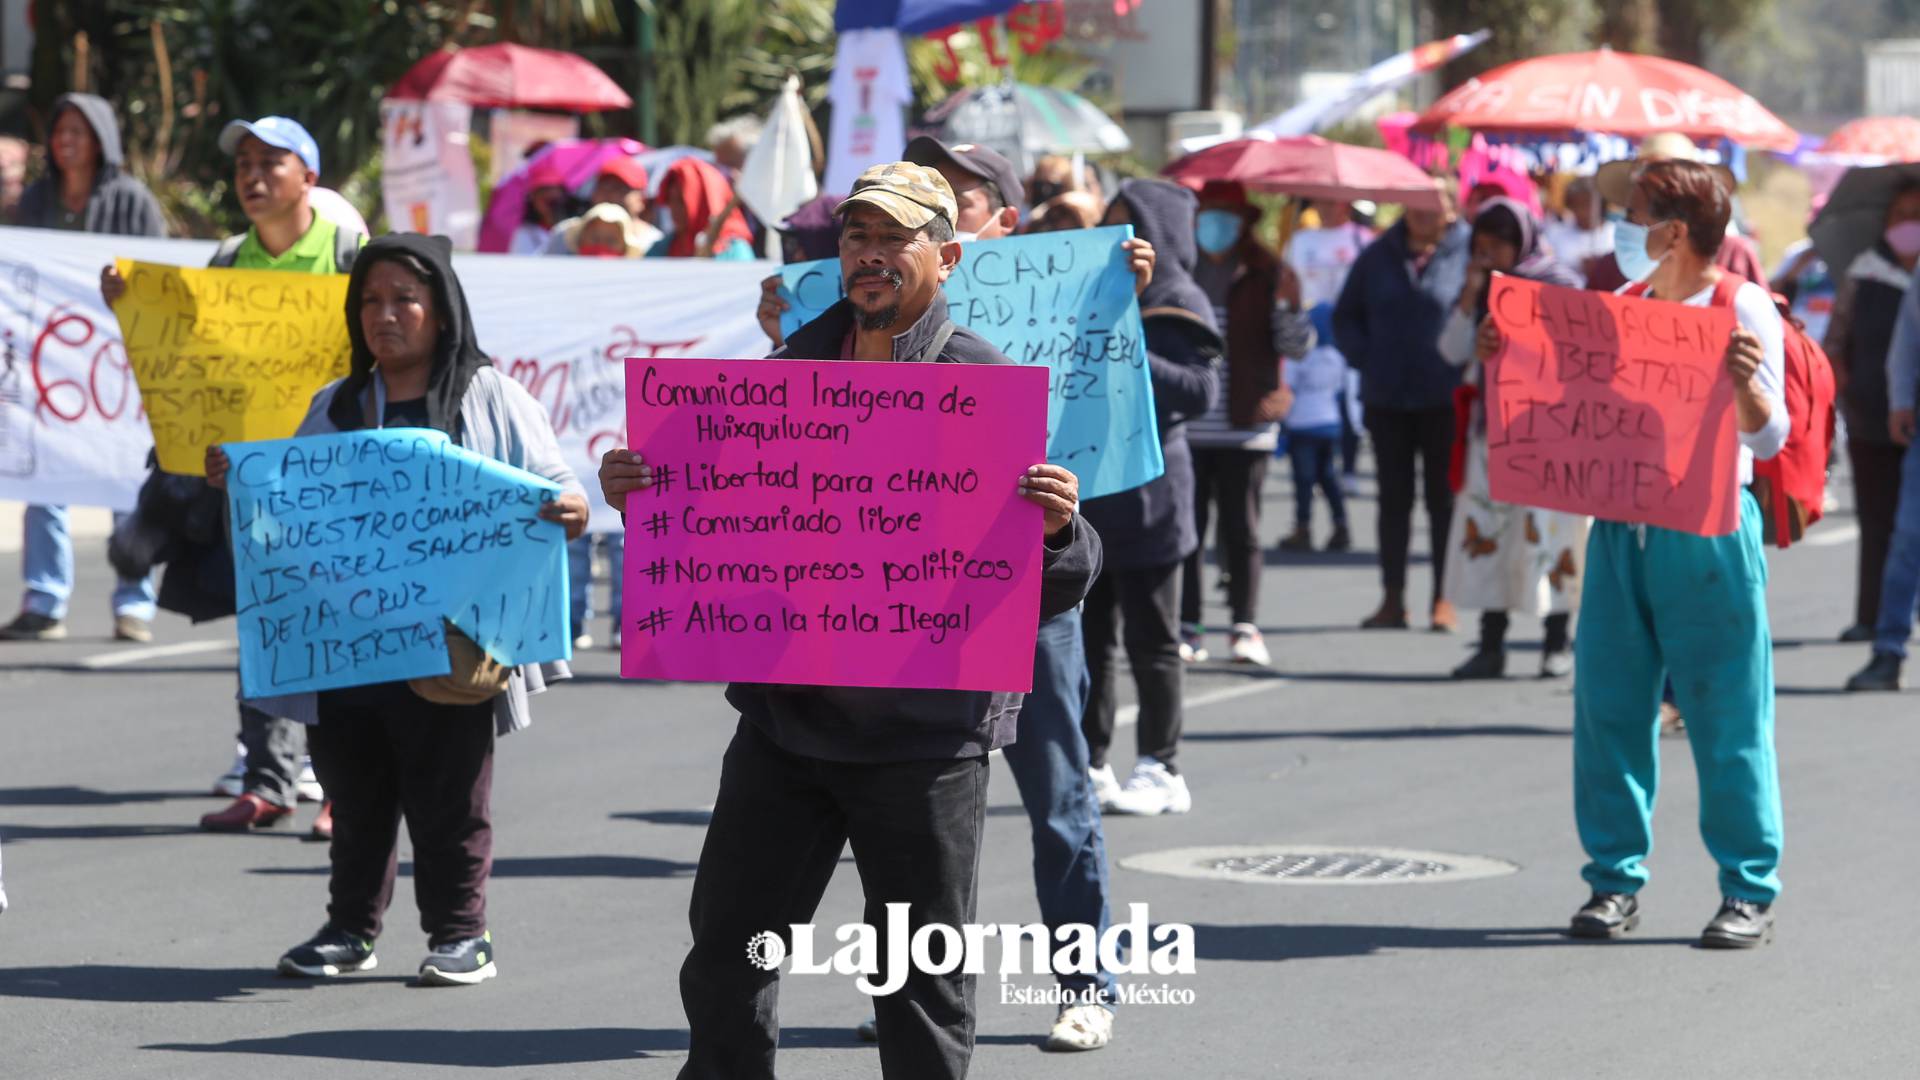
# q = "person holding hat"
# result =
<box><xmin>6</xmin><ymin>94</ymin><xmax>166</xmax><ymax>648</ymax></box>
<box><xmin>1182</xmin><ymin>180</ymin><xmax>1312</xmax><ymax>667</ymax></box>
<box><xmin>597</xmin><ymin>161</ymin><xmax>1101</xmax><ymax>1079</ymax></box>
<box><xmin>1587</xmin><ymin>133</ymin><xmax>1765</xmax><ymax>291</ymax></box>
<box><xmin>101</xmin><ymin>115</ymin><xmax>364</xmax><ymax>839</ymax></box>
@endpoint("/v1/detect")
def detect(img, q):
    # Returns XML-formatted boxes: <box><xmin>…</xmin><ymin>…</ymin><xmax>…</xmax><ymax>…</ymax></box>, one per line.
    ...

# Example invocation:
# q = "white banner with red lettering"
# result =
<box><xmin>0</xmin><ymin>226</ymin><xmax>771</xmax><ymax>531</ymax></box>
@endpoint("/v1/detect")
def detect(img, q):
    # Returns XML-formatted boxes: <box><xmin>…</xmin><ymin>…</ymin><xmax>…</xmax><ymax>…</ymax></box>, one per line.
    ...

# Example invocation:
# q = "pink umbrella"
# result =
<box><xmin>389</xmin><ymin>44</ymin><xmax>632</xmax><ymax>113</ymax></box>
<box><xmin>479</xmin><ymin>138</ymin><xmax>646</xmax><ymax>253</ymax></box>
<box><xmin>1163</xmin><ymin>135</ymin><xmax>1444</xmax><ymax>209</ymax></box>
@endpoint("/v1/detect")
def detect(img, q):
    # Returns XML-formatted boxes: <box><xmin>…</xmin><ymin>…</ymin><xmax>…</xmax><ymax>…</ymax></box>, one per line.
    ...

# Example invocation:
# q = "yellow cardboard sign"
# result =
<box><xmin>113</xmin><ymin>259</ymin><xmax>351</xmax><ymax>475</ymax></box>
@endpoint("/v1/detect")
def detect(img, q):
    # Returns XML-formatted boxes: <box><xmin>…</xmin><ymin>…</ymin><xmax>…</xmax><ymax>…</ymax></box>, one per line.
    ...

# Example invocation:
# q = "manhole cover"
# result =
<box><xmin>1120</xmin><ymin>844</ymin><xmax>1519</xmax><ymax>885</ymax></box>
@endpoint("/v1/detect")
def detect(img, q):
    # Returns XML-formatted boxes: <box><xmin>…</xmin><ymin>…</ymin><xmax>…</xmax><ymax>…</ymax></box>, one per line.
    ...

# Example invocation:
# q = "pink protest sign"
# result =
<box><xmin>620</xmin><ymin>356</ymin><xmax>1049</xmax><ymax>691</ymax></box>
<box><xmin>1486</xmin><ymin>276</ymin><xmax>1741</xmax><ymax>536</ymax></box>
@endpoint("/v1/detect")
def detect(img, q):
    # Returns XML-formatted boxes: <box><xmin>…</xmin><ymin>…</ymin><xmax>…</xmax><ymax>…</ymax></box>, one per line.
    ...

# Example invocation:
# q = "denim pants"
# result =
<box><xmin>239</xmin><ymin>700</ymin><xmax>305</xmax><ymax>808</ymax></box>
<box><xmin>1573</xmin><ymin>491</ymin><xmax>1783</xmax><ymax>904</ymax></box>
<box><xmin>998</xmin><ymin>609</ymin><xmax>1117</xmax><ymax>1006</ymax></box>
<box><xmin>20</xmin><ymin>504</ymin><xmax>156</xmax><ymax>620</ymax></box>
<box><xmin>680</xmin><ymin>721</ymin><xmax>986</xmax><ymax>1080</ymax></box>
<box><xmin>567</xmin><ymin>533</ymin><xmax>624</xmax><ymax>636</ymax></box>
<box><xmin>1873</xmin><ymin>435</ymin><xmax>1920</xmax><ymax>657</ymax></box>
<box><xmin>1286</xmin><ymin>426</ymin><xmax>1348</xmax><ymax>530</ymax></box>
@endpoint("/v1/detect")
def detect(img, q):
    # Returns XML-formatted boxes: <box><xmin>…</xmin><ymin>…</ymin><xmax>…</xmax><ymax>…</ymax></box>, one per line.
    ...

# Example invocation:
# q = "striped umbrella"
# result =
<box><xmin>923</xmin><ymin>82</ymin><xmax>1130</xmax><ymax>173</ymax></box>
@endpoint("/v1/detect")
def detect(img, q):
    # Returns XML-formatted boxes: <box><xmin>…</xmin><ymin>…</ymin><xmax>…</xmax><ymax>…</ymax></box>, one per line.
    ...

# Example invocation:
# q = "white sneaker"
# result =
<box><xmin>573</xmin><ymin>633</ymin><xmax>595</xmax><ymax>651</ymax></box>
<box><xmin>1045</xmin><ymin>1003</ymin><xmax>1113</xmax><ymax>1051</ymax></box>
<box><xmin>295</xmin><ymin>756</ymin><xmax>324</xmax><ymax>803</ymax></box>
<box><xmin>1105</xmin><ymin>758</ymin><xmax>1192</xmax><ymax>816</ymax></box>
<box><xmin>212</xmin><ymin>743</ymin><xmax>245</xmax><ymax>798</ymax></box>
<box><xmin>1229</xmin><ymin>623</ymin><xmax>1271</xmax><ymax>667</ymax></box>
<box><xmin>1088</xmin><ymin>764</ymin><xmax>1122</xmax><ymax>810</ymax></box>
<box><xmin>1178</xmin><ymin>623</ymin><xmax>1209</xmax><ymax>664</ymax></box>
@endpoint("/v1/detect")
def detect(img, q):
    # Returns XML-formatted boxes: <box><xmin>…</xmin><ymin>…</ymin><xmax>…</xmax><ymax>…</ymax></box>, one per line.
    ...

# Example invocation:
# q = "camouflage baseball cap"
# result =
<box><xmin>837</xmin><ymin>162</ymin><xmax>957</xmax><ymax>231</ymax></box>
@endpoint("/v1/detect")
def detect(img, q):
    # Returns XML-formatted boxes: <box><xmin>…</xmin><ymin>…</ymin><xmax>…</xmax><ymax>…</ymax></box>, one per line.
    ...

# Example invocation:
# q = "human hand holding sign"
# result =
<box><xmin>1019</xmin><ymin>464</ymin><xmax>1079</xmax><ymax>536</ymax></box>
<box><xmin>205</xmin><ymin>445</ymin><xmax>231</xmax><ymax>490</ymax></box>
<box><xmin>1123</xmin><ymin>238</ymin><xmax>1155</xmax><ymax>296</ymax></box>
<box><xmin>598</xmin><ymin>447</ymin><xmax>654</xmax><ymax>510</ymax></box>
<box><xmin>539</xmin><ymin>493</ymin><xmax>591</xmax><ymax>540</ymax></box>
<box><xmin>1724</xmin><ymin>327</ymin><xmax>1774</xmax><ymax>436</ymax></box>
<box><xmin>1475</xmin><ymin>315</ymin><xmax>1503</xmax><ymax>364</ymax></box>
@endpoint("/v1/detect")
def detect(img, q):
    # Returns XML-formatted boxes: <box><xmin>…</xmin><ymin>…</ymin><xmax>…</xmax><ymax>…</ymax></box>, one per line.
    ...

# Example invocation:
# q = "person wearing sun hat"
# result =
<box><xmin>595</xmin><ymin>160</ymin><xmax>1101</xmax><ymax>1079</ymax></box>
<box><xmin>1587</xmin><ymin>132</ymin><xmax>1765</xmax><ymax>291</ymax></box>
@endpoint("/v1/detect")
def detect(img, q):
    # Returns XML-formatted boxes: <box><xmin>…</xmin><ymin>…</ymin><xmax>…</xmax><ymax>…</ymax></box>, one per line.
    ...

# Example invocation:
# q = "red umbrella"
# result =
<box><xmin>388</xmin><ymin>43</ymin><xmax>632</xmax><ymax>113</ymax></box>
<box><xmin>1162</xmin><ymin>135</ymin><xmax>1443</xmax><ymax>210</ymax></box>
<box><xmin>1817</xmin><ymin>116</ymin><xmax>1920</xmax><ymax>164</ymax></box>
<box><xmin>1412</xmin><ymin>48</ymin><xmax>1796</xmax><ymax>151</ymax></box>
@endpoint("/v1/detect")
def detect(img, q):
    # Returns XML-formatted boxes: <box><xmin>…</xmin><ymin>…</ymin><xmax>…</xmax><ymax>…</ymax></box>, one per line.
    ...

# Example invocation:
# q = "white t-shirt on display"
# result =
<box><xmin>824</xmin><ymin>29</ymin><xmax>912</xmax><ymax>195</ymax></box>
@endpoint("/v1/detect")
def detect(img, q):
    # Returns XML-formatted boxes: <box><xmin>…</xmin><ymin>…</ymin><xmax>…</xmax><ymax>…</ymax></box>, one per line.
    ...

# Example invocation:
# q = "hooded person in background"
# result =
<box><xmin>1435</xmin><ymin>197</ymin><xmax>1588</xmax><ymax>680</ymax></box>
<box><xmin>1334</xmin><ymin>178</ymin><xmax>1471</xmax><ymax>633</ymax></box>
<box><xmin>655</xmin><ymin>157</ymin><xmax>756</xmax><ymax>260</ymax></box>
<box><xmin>3</xmin><ymin>94</ymin><xmax>167</xmax><ymax>647</ymax></box>
<box><xmin>1182</xmin><ymin>181</ymin><xmax>1312</xmax><ymax>668</ymax></box>
<box><xmin>1083</xmin><ymin>179</ymin><xmax>1221</xmax><ymax>817</ymax></box>
<box><xmin>208</xmin><ymin>233</ymin><xmax>588</xmax><ymax>987</ymax></box>
<box><xmin>540</xmin><ymin>157</ymin><xmax>662</xmax><ymax>257</ymax></box>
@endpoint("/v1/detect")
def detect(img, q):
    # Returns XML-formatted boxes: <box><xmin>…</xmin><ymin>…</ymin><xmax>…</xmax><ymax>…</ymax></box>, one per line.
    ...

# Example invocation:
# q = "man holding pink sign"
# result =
<box><xmin>598</xmin><ymin>161</ymin><xmax>1100</xmax><ymax>1080</ymax></box>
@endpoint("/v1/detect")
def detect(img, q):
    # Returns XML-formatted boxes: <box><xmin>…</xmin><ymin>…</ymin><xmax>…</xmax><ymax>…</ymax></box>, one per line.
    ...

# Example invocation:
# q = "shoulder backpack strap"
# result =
<box><xmin>209</xmin><ymin>234</ymin><xmax>246</xmax><ymax>268</ymax></box>
<box><xmin>334</xmin><ymin>229</ymin><xmax>365</xmax><ymax>274</ymax></box>
<box><xmin>926</xmin><ymin>320</ymin><xmax>958</xmax><ymax>362</ymax></box>
<box><xmin>1621</xmin><ymin>281</ymin><xmax>1650</xmax><ymax>299</ymax></box>
<box><xmin>1709</xmin><ymin>273</ymin><xmax>1744</xmax><ymax>309</ymax></box>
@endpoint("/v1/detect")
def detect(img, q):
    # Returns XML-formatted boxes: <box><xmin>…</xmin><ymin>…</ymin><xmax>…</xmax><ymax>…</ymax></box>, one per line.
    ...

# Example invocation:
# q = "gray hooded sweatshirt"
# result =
<box><xmin>13</xmin><ymin>93</ymin><xmax>167</xmax><ymax>237</ymax></box>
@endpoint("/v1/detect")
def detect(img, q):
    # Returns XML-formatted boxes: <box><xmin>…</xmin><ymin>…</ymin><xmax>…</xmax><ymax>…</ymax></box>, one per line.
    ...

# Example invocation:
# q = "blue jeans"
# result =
<box><xmin>999</xmin><ymin>608</ymin><xmax>1117</xmax><ymax>1005</ymax></box>
<box><xmin>1286</xmin><ymin>426</ymin><xmax>1348</xmax><ymax>529</ymax></box>
<box><xmin>568</xmin><ymin>533</ymin><xmax>624</xmax><ymax>637</ymax></box>
<box><xmin>1873</xmin><ymin>436</ymin><xmax>1920</xmax><ymax>658</ymax></box>
<box><xmin>1573</xmin><ymin>492</ymin><xmax>1783</xmax><ymax>904</ymax></box>
<box><xmin>20</xmin><ymin>504</ymin><xmax>156</xmax><ymax>621</ymax></box>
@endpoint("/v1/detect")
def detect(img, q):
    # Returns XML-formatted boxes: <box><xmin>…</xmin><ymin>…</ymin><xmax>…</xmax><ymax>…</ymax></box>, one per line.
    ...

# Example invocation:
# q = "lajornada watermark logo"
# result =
<box><xmin>747</xmin><ymin>902</ymin><xmax>1195</xmax><ymax>998</ymax></box>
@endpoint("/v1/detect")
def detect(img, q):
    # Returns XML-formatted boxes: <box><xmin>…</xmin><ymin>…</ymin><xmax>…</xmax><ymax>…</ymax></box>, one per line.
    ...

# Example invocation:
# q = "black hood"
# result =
<box><xmin>1114</xmin><ymin>178</ymin><xmax>1216</xmax><ymax>327</ymax></box>
<box><xmin>49</xmin><ymin>93</ymin><xmax>127</xmax><ymax>178</ymax></box>
<box><xmin>327</xmin><ymin>233</ymin><xmax>490</xmax><ymax>435</ymax></box>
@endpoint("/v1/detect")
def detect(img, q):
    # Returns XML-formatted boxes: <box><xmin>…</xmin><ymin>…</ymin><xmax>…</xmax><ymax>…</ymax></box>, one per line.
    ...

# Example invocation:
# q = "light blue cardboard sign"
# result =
<box><xmin>227</xmin><ymin>429</ymin><xmax>570</xmax><ymax>697</ymax></box>
<box><xmin>779</xmin><ymin>225</ymin><xmax>1163</xmax><ymax>499</ymax></box>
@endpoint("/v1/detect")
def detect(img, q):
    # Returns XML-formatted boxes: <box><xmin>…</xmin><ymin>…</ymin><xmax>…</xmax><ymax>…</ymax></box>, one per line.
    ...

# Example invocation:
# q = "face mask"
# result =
<box><xmin>1196</xmin><ymin>210</ymin><xmax>1243</xmax><ymax>255</ymax></box>
<box><xmin>953</xmin><ymin>230</ymin><xmax>979</xmax><ymax>244</ymax></box>
<box><xmin>577</xmin><ymin>242</ymin><xmax>624</xmax><ymax>258</ymax></box>
<box><xmin>1887</xmin><ymin>220</ymin><xmax>1920</xmax><ymax>259</ymax></box>
<box><xmin>1612</xmin><ymin>220</ymin><xmax>1666</xmax><ymax>283</ymax></box>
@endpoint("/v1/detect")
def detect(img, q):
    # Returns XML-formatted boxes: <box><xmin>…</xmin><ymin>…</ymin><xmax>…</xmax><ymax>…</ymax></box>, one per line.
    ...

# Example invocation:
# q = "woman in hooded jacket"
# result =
<box><xmin>1081</xmin><ymin>179</ymin><xmax>1222</xmax><ymax>817</ymax></box>
<box><xmin>1436</xmin><ymin>197</ymin><xmax>1590</xmax><ymax>680</ymax></box>
<box><xmin>2</xmin><ymin>93</ymin><xmax>167</xmax><ymax>645</ymax></box>
<box><xmin>207</xmin><ymin>234</ymin><xmax>589</xmax><ymax>986</ymax></box>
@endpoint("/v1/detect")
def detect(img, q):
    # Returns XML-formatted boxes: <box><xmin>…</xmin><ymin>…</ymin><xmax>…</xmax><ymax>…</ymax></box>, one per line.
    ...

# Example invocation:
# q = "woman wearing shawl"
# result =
<box><xmin>655</xmin><ymin>157</ymin><xmax>755</xmax><ymax>259</ymax></box>
<box><xmin>207</xmin><ymin>235</ymin><xmax>589</xmax><ymax>986</ymax></box>
<box><xmin>1436</xmin><ymin>197</ymin><xmax>1589</xmax><ymax>680</ymax></box>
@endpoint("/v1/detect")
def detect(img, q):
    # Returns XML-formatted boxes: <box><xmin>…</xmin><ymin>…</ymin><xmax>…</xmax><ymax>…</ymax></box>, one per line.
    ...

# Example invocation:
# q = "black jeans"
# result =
<box><xmin>1082</xmin><ymin>562</ymin><xmax>1184</xmax><ymax>773</ymax></box>
<box><xmin>1365</xmin><ymin>406</ymin><xmax>1455</xmax><ymax>601</ymax></box>
<box><xmin>309</xmin><ymin>683</ymin><xmax>496</xmax><ymax>944</ymax></box>
<box><xmin>1850</xmin><ymin>439</ymin><xmax>1905</xmax><ymax>628</ymax></box>
<box><xmin>679</xmin><ymin>721</ymin><xmax>988</xmax><ymax>1080</ymax></box>
<box><xmin>1182</xmin><ymin>448</ymin><xmax>1269</xmax><ymax>626</ymax></box>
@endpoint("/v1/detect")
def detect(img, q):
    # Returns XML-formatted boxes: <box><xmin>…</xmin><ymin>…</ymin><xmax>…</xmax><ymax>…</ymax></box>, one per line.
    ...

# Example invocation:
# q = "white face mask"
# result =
<box><xmin>953</xmin><ymin>229</ymin><xmax>979</xmax><ymax>244</ymax></box>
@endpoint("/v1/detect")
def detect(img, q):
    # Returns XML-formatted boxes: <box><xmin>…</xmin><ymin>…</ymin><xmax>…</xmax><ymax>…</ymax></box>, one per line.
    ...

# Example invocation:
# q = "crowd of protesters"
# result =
<box><xmin>8</xmin><ymin>84</ymin><xmax>1916</xmax><ymax>1078</ymax></box>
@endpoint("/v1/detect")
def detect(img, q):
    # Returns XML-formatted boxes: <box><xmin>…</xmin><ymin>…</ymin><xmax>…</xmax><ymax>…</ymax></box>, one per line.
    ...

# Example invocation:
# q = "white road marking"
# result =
<box><xmin>1115</xmin><ymin>676</ymin><xmax>1290</xmax><ymax>728</ymax></box>
<box><xmin>1801</xmin><ymin>524</ymin><xmax>1860</xmax><ymax>549</ymax></box>
<box><xmin>74</xmin><ymin>639</ymin><xmax>235</xmax><ymax>669</ymax></box>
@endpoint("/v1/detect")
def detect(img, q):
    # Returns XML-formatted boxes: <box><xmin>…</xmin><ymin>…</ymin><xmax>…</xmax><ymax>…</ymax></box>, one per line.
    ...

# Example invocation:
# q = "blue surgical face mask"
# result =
<box><xmin>1612</xmin><ymin>219</ymin><xmax>1666</xmax><ymax>283</ymax></box>
<box><xmin>1195</xmin><ymin>210</ymin><xmax>1243</xmax><ymax>255</ymax></box>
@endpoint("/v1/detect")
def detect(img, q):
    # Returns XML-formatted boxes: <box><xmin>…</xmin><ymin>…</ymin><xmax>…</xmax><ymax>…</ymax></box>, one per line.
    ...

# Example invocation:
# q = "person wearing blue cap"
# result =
<box><xmin>101</xmin><ymin>115</ymin><xmax>365</xmax><ymax>840</ymax></box>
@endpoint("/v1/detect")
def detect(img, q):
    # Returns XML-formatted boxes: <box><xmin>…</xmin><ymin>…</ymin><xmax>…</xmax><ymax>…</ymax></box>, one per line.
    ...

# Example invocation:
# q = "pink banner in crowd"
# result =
<box><xmin>620</xmin><ymin>356</ymin><xmax>1049</xmax><ymax>691</ymax></box>
<box><xmin>1486</xmin><ymin>276</ymin><xmax>1741</xmax><ymax>537</ymax></box>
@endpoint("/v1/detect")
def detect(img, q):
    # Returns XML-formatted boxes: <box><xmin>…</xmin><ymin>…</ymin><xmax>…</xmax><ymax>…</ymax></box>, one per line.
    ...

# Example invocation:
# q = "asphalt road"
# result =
<box><xmin>2</xmin><ymin>464</ymin><xmax>1916</xmax><ymax>1079</ymax></box>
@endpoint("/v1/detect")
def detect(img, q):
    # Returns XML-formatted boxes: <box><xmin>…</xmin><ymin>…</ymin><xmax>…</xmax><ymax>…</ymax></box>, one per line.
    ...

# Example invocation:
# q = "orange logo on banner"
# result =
<box><xmin>1485</xmin><ymin>276</ymin><xmax>1740</xmax><ymax>537</ymax></box>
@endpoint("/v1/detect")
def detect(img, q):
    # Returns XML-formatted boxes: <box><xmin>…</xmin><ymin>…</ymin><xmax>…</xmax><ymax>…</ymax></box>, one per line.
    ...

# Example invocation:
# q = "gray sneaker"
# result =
<box><xmin>418</xmin><ymin>931</ymin><xmax>497</xmax><ymax>986</ymax></box>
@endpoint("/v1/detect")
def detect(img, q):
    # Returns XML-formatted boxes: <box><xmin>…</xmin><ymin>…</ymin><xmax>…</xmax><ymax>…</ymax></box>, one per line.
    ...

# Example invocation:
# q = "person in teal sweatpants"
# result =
<box><xmin>1573</xmin><ymin>491</ymin><xmax>1783</xmax><ymax>912</ymax></box>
